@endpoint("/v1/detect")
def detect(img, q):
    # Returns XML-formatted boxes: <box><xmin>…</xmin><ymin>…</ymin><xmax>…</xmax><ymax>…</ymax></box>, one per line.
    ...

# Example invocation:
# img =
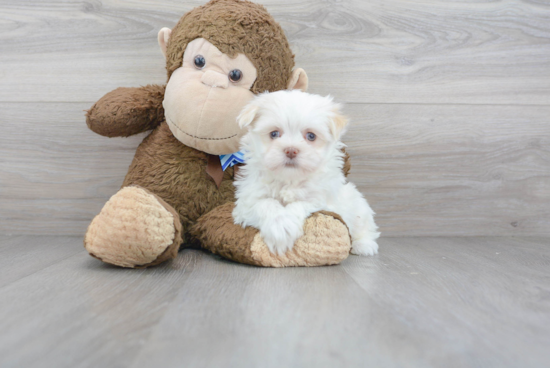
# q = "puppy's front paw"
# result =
<box><xmin>351</xmin><ymin>238</ymin><xmax>379</xmax><ymax>256</ymax></box>
<box><xmin>260</xmin><ymin>215</ymin><xmax>304</xmax><ymax>255</ymax></box>
<box><xmin>279</xmin><ymin>189</ymin><xmax>296</xmax><ymax>204</ymax></box>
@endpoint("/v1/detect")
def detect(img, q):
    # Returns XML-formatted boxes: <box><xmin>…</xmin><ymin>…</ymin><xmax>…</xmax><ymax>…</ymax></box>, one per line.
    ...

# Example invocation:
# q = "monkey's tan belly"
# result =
<box><xmin>122</xmin><ymin>122</ymin><xmax>236</xmax><ymax>231</ymax></box>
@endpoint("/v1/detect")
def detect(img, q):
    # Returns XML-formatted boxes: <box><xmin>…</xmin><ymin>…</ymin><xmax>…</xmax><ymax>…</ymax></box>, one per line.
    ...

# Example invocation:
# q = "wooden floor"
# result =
<box><xmin>0</xmin><ymin>236</ymin><xmax>548</xmax><ymax>368</ymax></box>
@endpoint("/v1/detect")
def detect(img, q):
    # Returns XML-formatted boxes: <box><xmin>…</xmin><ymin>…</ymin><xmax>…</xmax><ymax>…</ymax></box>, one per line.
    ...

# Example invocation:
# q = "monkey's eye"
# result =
<box><xmin>270</xmin><ymin>131</ymin><xmax>280</xmax><ymax>139</ymax></box>
<box><xmin>229</xmin><ymin>69</ymin><xmax>243</xmax><ymax>82</ymax></box>
<box><xmin>306</xmin><ymin>132</ymin><xmax>316</xmax><ymax>141</ymax></box>
<box><xmin>194</xmin><ymin>55</ymin><xmax>206</xmax><ymax>69</ymax></box>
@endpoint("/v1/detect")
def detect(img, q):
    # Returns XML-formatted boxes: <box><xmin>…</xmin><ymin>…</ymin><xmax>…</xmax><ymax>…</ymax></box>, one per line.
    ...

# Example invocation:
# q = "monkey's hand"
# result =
<box><xmin>86</xmin><ymin>85</ymin><xmax>166</xmax><ymax>137</ymax></box>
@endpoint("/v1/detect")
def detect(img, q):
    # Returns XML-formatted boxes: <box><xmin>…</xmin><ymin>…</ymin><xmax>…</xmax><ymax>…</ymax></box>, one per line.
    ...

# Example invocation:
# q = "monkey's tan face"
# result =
<box><xmin>163</xmin><ymin>38</ymin><xmax>258</xmax><ymax>155</ymax></box>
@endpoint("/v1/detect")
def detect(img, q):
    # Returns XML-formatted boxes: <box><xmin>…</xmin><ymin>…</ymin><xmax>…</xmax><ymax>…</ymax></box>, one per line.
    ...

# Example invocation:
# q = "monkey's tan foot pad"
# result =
<box><xmin>84</xmin><ymin>186</ymin><xmax>183</xmax><ymax>268</ymax></box>
<box><xmin>191</xmin><ymin>203</ymin><xmax>351</xmax><ymax>267</ymax></box>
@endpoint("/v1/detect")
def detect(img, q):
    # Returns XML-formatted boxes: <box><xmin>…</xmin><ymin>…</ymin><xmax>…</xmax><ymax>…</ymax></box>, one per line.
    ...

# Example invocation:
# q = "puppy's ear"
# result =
<box><xmin>328</xmin><ymin>104</ymin><xmax>349</xmax><ymax>140</ymax></box>
<box><xmin>237</xmin><ymin>102</ymin><xmax>260</xmax><ymax>129</ymax></box>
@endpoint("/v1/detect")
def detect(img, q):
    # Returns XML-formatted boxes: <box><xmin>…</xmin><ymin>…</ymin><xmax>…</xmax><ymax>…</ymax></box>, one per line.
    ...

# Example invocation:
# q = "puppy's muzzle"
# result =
<box><xmin>284</xmin><ymin>147</ymin><xmax>299</xmax><ymax>159</ymax></box>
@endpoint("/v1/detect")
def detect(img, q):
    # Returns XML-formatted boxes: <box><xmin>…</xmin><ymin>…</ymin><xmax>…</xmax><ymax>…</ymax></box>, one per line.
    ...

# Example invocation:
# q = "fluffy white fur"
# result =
<box><xmin>232</xmin><ymin>90</ymin><xmax>380</xmax><ymax>256</ymax></box>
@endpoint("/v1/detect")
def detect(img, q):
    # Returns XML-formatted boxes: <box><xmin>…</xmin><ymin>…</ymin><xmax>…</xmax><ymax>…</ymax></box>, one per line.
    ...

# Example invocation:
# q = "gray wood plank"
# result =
<box><xmin>0</xmin><ymin>236</ymin><xmax>548</xmax><ymax>368</ymax></box>
<box><xmin>0</xmin><ymin>238</ymin><xmax>201</xmax><ymax>368</ymax></box>
<box><xmin>2</xmin><ymin>102</ymin><xmax>548</xmax><ymax>236</ymax></box>
<box><xmin>345</xmin><ymin>103</ymin><xmax>550</xmax><ymax>236</ymax></box>
<box><xmin>342</xmin><ymin>236</ymin><xmax>550</xmax><ymax>368</ymax></box>
<box><xmin>130</xmin><ymin>254</ymin><xmax>436</xmax><ymax>368</ymax></box>
<box><xmin>0</xmin><ymin>235</ymin><xmax>84</xmax><ymax>288</ymax></box>
<box><xmin>0</xmin><ymin>102</ymin><xmax>144</xmax><ymax>236</ymax></box>
<box><xmin>0</xmin><ymin>0</ymin><xmax>549</xmax><ymax>104</ymax></box>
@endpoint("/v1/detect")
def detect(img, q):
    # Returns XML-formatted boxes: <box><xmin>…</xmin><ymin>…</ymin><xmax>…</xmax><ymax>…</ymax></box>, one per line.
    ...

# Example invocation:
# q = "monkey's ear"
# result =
<box><xmin>328</xmin><ymin>105</ymin><xmax>349</xmax><ymax>140</ymax></box>
<box><xmin>288</xmin><ymin>68</ymin><xmax>308</xmax><ymax>92</ymax></box>
<box><xmin>237</xmin><ymin>103</ymin><xmax>260</xmax><ymax>129</ymax></box>
<box><xmin>158</xmin><ymin>27</ymin><xmax>172</xmax><ymax>59</ymax></box>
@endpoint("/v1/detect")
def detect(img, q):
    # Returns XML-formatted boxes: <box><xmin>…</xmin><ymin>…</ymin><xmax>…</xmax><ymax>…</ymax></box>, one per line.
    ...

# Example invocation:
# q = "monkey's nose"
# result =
<box><xmin>284</xmin><ymin>147</ymin><xmax>299</xmax><ymax>159</ymax></box>
<box><xmin>201</xmin><ymin>70</ymin><xmax>229</xmax><ymax>89</ymax></box>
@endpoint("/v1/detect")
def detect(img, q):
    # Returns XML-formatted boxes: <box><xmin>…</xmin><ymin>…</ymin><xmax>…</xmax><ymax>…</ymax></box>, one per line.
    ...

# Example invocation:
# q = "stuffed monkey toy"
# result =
<box><xmin>84</xmin><ymin>0</ymin><xmax>352</xmax><ymax>268</ymax></box>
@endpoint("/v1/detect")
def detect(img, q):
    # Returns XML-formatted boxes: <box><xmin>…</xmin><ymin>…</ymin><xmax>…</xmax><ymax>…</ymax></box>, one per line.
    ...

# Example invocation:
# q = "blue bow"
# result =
<box><xmin>220</xmin><ymin>151</ymin><xmax>245</xmax><ymax>171</ymax></box>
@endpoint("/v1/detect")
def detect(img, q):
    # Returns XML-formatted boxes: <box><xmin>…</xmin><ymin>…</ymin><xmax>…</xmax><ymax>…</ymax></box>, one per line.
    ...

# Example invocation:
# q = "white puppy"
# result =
<box><xmin>232</xmin><ymin>90</ymin><xmax>380</xmax><ymax>256</ymax></box>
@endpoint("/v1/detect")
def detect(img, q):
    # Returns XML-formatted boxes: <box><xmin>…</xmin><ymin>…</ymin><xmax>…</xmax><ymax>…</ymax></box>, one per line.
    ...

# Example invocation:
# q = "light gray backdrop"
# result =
<box><xmin>1</xmin><ymin>0</ymin><xmax>549</xmax><ymax>236</ymax></box>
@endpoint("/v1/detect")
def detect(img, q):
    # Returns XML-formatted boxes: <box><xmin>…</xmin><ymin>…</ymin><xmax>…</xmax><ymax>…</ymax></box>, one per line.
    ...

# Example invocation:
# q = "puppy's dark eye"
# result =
<box><xmin>229</xmin><ymin>69</ymin><xmax>243</xmax><ymax>82</ymax></box>
<box><xmin>306</xmin><ymin>132</ymin><xmax>316</xmax><ymax>141</ymax></box>
<box><xmin>194</xmin><ymin>55</ymin><xmax>206</xmax><ymax>69</ymax></box>
<box><xmin>270</xmin><ymin>131</ymin><xmax>280</xmax><ymax>139</ymax></box>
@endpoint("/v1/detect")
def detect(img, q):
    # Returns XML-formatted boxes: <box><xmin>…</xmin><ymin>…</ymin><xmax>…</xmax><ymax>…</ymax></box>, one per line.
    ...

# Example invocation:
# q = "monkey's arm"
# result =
<box><xmin>86</xmin><ymin>85</ymin><xmax>166</xmax><ymax>137</ymax></box>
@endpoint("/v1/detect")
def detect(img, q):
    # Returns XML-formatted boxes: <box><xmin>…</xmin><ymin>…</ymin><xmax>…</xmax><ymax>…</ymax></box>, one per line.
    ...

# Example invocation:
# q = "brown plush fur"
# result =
<box><xmin>191</xmin><ymin>203</ymin><xmax>351</xmax><ymax>267</ymax></box>
<box><xmin>84</xmin><ymin>0</ymin><xmax>353</xmax><ymax>268</ymax></box>
<box><xmin>166</xmin><ymin>0</ymin><xmax>295</xmax><ymax>93</ymax></box>
<box><xmin>86</xmin><ymin>85</ymin><xmax>165</xmax><ymax>138</ymax></box>
<box><xmin>343</xmin><ymin>149</ymin><xmax>352</xmax><ymax>177</ymax></box>
<box><xmin>190</xmin><ymin>202</ymin><xmax>258</xmax><ymax>264</ymax></box>
<box><xmin>122</xmin><ymin>122</ymin><xmax>237</xmax><ymax>236</ymax></box>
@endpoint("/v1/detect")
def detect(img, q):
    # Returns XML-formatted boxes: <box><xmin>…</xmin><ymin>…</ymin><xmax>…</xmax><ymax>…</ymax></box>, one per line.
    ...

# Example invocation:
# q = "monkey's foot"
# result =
<box><xmin>191</xmin><ymin>203</ymin><xmax>351</xmax><ymax>267</ymax></box>
<box><xmin>84</xmin><ymin>186</ymin><xmax>183</xmax><ymax>268</ymax></box>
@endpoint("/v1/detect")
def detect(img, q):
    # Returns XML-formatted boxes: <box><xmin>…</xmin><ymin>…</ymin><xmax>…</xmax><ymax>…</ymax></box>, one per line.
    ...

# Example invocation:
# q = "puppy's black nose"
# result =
<box><xmin>284</xmin><ymin>147</ymin><xmax>299</xmax><ymax>159</ymax></box>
